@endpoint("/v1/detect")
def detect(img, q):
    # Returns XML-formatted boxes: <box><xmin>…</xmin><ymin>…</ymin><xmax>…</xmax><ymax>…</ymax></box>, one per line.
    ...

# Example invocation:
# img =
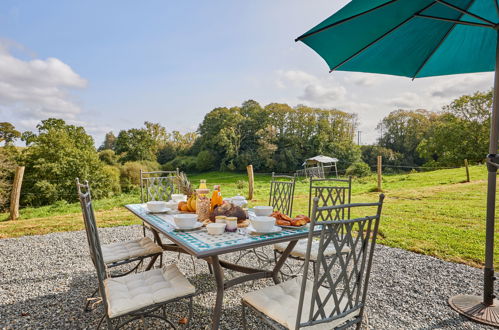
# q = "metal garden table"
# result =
<box><xmin>125</xmin><ymin>203</ymin><xmax>318</xmax><ymax>330</ymax></box>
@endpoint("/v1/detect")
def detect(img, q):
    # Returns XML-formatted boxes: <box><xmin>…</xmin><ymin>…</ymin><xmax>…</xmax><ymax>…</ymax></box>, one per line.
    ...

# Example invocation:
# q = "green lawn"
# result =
<box><xmin>1</xmin><ymin>165</ymin><xmax>496</xmax><ymax>268</ymax></box>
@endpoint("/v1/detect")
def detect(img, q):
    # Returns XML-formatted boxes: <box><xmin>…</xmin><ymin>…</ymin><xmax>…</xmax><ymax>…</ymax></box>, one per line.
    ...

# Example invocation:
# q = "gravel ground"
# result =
<box><xmin>0</xmin><ymin>225</ymin><xmax>494</xmax><ymax>330</ymax></box>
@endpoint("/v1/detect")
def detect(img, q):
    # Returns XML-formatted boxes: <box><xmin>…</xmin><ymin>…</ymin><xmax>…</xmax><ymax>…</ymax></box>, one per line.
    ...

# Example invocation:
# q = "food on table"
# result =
<box><xmin>276</xmin><ymin>219</ymin><xmax>291</xmax><ymax>226</ymax></box>
<box><xmin>272</xmin><ymin>211</ymin><xmax>310</xmax><ymax>227</ymax></box>
<box><xmin>290</xmin><ymin>218</ymin><xmax>307</xmax><ymax>227</ymax></box>
<box><xmin>199</xmin><ymin>179</ymin><xmax>207</xmax><ymax>190</ymax></box>
<box><xmin>210</xmin><ymin>185</ymin><xmax>223</xmax><ymax>211</ymax></box>
<box><xmin>294</xmin><ymin>214</ymin><xmax>311</xmax><ymax>223</ymax></box>
<box><xmin>195</xmin><ymin>189</ymin><xmax>211</xmax><ymax>221</ymax></box>
<box><xmin>225</xmin><ymin>216</ymin><xmax>238</xmax><ymax>232</ymax></box>
<box><xmin>210</xmin><ymin>202</ymin><xmax>247</xmax><ymax>222</ymax></box>
<box><xmin>177</xmin><ymin>201</ymin><xmax>189</xmax><ymax>212</ymax></box>
<box><xmin>271</xmin><ymin>211</ymin><xmax>292</xmax><ymax>222</ymax></box>
<box><xmin>174</xmin><ymin>172</ymin><xmax>197</xmax><ymax>213</ymax></box>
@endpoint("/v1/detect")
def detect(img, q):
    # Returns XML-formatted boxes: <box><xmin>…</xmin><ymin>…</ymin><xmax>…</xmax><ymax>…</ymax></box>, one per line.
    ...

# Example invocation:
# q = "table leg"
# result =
<box><xmin>210</xmin><ymin>255</ymin><xmax>225</xmax><ymax>330</ymax></box>
<box><xmin>272</xmin><ymin>240</ymin><xmax>298</xmax><ymax>284</ymax></box>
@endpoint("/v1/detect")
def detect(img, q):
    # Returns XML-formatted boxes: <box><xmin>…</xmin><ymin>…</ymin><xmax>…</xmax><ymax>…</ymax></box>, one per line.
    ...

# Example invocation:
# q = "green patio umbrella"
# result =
<box><xmin>296</xmin><ymin>0</ymin><xmax>499</xmax><ymax>326</ymax></box>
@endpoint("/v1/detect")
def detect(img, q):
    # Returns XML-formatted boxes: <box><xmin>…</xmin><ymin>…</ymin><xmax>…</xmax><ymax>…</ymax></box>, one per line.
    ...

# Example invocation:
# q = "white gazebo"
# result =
<box><xmin>299</xmin><ymin>155</ymin><xmax>338</xmax><ymax>178</ymax></box>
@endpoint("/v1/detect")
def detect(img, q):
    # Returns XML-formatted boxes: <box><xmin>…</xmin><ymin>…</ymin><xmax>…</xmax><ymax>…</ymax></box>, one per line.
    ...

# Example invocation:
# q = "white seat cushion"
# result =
<box><xmin>274</xmin><ymin>239</ymin><xmax>350</xmax><ymax>261</ymax></box>
<box><xmin>102</xmin><ymin>237</ymin><xmax>163</xmax><ymax>264</ymax></box>
<box><xmin>243</xmin><ymin>277</ymin><xmax>359</xmax><ymax>329</ymax></box>
<box><xmin>104</xmin><ymin>264</ymin><xmax>195</xmax><ymax>318</ymax></box>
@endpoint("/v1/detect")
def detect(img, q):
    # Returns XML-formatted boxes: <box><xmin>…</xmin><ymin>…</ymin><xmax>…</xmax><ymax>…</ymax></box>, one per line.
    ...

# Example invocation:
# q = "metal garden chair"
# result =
<box><xmin>274</xmin><ymin>177</ymin><xmax>352</xmax><ymax>278</ymax></box>
<box><xmin>140</xmin><ymin>169</ymin><xmax>179</xmax><ymax>237</ymax></box>
<box><xmin>269</xmin><ymin>172</ymin><xmax>296</xmax><ymax>216</ymax></box>
<box><xmin>78</xmin><ymin>179</ymin><xmax>195</xmax><ymax>329</ymax></box>
<box><xmin>235</xmin><ymin>173</ymin><xmax>297</xmax><ymax>268</ymax></box>
<box><xmin>76</xmin><ymin>179</ymin><xmax>164</xmax><ymax>312</ymax></box>
<box><xmin>242</xmin><ymin>195</ymin><xmax>385</xmax><ymax>329</ymax></box>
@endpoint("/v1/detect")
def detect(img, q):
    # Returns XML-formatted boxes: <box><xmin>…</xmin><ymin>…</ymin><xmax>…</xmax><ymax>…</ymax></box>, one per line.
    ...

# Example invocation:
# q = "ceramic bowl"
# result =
<box><xmin>253</xmin><ymin>206</ymin><xmax>273</xmax><ymax>216</ymax></box>
<box><xmin>146</xmin><ymin>201</ymin><xmax>168</xmax><ymax>213</ymax></box>
<box><xmin>206</xmin><ymin>223</ymin><xmax>226</xmax><ymax>235</ymax></box>
<box><xmin>250</xmin><ymin>216</ymin><xmax>275</xmax><ymax>233</ymax></box>
<box><xmin>173</xmin><ymin>213</ymin><xmax>198</xmax><ymax>229</ymax></box>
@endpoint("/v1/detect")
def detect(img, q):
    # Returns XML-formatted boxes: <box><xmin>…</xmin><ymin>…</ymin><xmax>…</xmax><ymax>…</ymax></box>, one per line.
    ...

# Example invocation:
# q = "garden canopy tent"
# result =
<box><xmin>296</xmin><ymin>0</ymin><xmax>499</xmax><ymax>326</ymax></box>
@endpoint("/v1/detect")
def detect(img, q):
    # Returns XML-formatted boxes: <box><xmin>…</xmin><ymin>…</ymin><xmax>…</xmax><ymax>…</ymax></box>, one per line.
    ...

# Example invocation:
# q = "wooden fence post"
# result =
<box><xmin>246</xmin><ymin>165</ymin><xmax>254</xmax><ymax>200</ymax></box>
<box><xmin>464</xmin><ymin>159</ymin><xmax>470</xmax><ymax>182</ymax></box>
<box><xmin>377</xmin><ymin>156</ymin><xmax>382</xmax><ymax>192</ymax></box>
<box><xmin>9</xmin><ymin>166</ymin><xmax>25</xmax><ymax>220</ymax></box>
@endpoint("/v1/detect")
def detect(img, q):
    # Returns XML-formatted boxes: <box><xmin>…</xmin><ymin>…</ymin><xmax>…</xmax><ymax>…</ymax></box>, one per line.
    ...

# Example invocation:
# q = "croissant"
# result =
<box><xmin>291</xmin><ymin>219</ymin><xmax>307</xmax><ymax>227</ymax></box>
<box><xmin>276</xmin><ymin>219</ymin><xmax>291</xmax><ymax>226</ymax></box>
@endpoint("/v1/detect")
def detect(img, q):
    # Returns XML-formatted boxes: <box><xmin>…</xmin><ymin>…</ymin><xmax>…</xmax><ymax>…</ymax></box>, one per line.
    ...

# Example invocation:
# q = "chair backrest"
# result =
<box><xmin>140</xmin><ymin>169</ymin><xmax>179</xmax><ymax>203</ymax></box>
<box><xmin>308</xmin><ymin>176</ymin><xmax>352</xmax><ymax>220</ymax></box>
<box><xmin>268</xmin><ymin>172</ymin><xmax>296</xmax><ymax>216</ymax></box>
<box><xmin>296</xmin><ymin>194</ymin><xmax>385</xmax><ymax>329</ymax></box>
<box><xmin>76</xmin><ymin>178</ymin><xmax>110</xmax><ymax>314</ymax></box>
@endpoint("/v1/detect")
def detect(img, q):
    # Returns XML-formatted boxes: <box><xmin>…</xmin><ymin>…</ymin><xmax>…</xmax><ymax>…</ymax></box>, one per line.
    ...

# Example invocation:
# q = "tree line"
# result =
<box><xmin>0</xmin><ymin>90</ymin><xmax>493</xmax><ymax>208</ymax></box>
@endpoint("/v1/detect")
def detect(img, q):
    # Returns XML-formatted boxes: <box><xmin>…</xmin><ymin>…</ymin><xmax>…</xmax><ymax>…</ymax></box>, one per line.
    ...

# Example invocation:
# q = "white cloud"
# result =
<box><xmin>343</xmin><ymin>72</ymin><xmax>391</xmax><ymax>87</ymax></box>
<box><xmin>276</xmin><ymin>69</ymin><xmax>347</xmax><ymax>105</ymax></box>
<box><xmin>386</xmin><ymin>92</ymin><xmax>422</xmax><ymax>108</ymax></box>
<box><xmin>299</xmin><ymin>84</ymin><xmax>347</xmax><ymax>104</ymax></box>
<box><xmin>0</xmin><ymin>42</ymin><xmax>87</xmax><ymax>126</ymax></box>
<box><xmin>428</xmin><ymin>72</ymin><xmax>493</xmax><ymax>98</ymax></box>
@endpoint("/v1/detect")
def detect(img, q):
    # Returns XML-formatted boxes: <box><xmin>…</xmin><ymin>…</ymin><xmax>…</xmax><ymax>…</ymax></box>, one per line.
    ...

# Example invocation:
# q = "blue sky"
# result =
<box><xmin>0</xmin><ymin>0</ymin><xmax>494</xmax><ymax>145</ymax></box>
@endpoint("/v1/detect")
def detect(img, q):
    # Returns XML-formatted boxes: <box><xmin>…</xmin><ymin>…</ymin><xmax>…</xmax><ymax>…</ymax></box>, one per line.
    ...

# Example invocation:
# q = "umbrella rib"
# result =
<box><xmin>436</xmin><ymin>0</ymin><xmax>496</xmax><ymax>26</ymax></box>
<box><xmin>412</xmin><ymin>0</ymin><xmax>478</xmax><ymax>79</ymax></box>
<box><xmin>330</xmin><ymin>2</ymin><xmax>437</xmax><ymax>72</ymax></box>
<box><xmin>415</xmin><ymin>14</ymin><xmax>495</xmax><ymax>28</ymax></box>
<box><xmin>295</xmin><ymin>0</ymin><xmax>401</xmax><ymax>42</ymax></box>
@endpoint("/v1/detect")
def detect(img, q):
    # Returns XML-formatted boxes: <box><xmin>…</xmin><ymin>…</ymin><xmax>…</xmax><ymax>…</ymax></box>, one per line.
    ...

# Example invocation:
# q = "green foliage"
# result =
<box><xmin>119</xmin><ymin>161</ymin><xmax>160</xmax><ymax>192</ymax></box>
<box><xmin>20</xmin><ymin>118</ymin><xmax>116</xmax><ymax>206</ymax></box>
<box><xmin>157</xmin><ymin>143</ymin><xmax>176</xmax><ymax>164</ymax></box>
<box><xmin>377</xmin><ymin>109</ymin><xmax>435</xmax><ymax>166</ymax></box>
<box><xmin>361</xmin><ymin>145</ymin><xmax>404</xmax><ymax>171</ymax></box>
<box><xmin>98</xmin><ymin>131</ymin><xmax>116</xmax><ymax>151</ymax></box>
<box><xmin>417</xmin><ymin>90</ymin><xmax>492</xmax><ymax>166</ymax></box>
<box><xmin>196</xmin><ymin>150</ymin><xmax>216</xmax><ymax>172</ymax></box>
<box><xmin>115</xmin><ymin>128</ymin><xmax>156</xmax><ymax>162</ymax></box>
<box><xmin>98</xmin><ymin>149</ymin><xmax>119</xmax><ymax>166</ymax></box>
<box><xmin>196</xmin><ymin>101</ymin><xmax>359</xmax><ymax>172</ymax></box>
<box><xmin>163</xmin><ymin>156</ymin><xmax>198</xmax><ymax>172</ymax></box>
<box><xmin>0</xmin><ymin>122</ymin><xmax>21</xmax><ymax>146</ymax></box>
<box><xmin>345</xmin><ymin>161</ymin><xmax>371</xmax><ymax>177</ymax></box>
<box><xmin>0</xmin><ymin>149</ymin><xmax>16</xmax><ymax>211</ymax></box>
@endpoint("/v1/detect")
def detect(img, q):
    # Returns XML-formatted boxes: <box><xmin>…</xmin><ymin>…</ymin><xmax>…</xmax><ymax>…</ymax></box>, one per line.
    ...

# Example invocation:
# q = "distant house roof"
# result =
<box><xmin>302</xmin><ymin>155</ymin><xmax>339</xmax><ymax>166</ymax></box>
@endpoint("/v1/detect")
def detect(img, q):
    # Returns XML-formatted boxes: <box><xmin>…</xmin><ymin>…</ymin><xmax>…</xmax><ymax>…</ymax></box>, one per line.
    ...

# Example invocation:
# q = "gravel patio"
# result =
<box><xmin>0</xmin><ymin>225</ymin><xmax>494</xmax><ymax>329</ymax></box>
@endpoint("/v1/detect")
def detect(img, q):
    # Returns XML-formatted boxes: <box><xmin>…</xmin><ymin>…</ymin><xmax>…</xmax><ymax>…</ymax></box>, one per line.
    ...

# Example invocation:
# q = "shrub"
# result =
<box><xmin>0</xmin><ymin>149</ymin><xmax>16</xmax><ymax>211</ymax></box>
<box><xmin>20</xmin><ymin>118</ymin><xmax>119</xmax><ymax>206</ymax></box>
<box><xmin>163</xmin><ymin>156</ymin><xmax>197</xmax><ymax>173</ymax></box>
<box><xmin>120</xmin><ymin>161</ymin><xmax>160</xmax><ymax>192</ymax></box>
<box><xmin>196</xmin><ymin>150</ymin><xmax>216</xmax><ymax>172</ymax></box>
<box><xmin>345</xmin><ymin>161</ymin><xmax>371</xmax><ymax>178</ymax></box>
<box><xmin>98</xmin><ymin>149</ymin><xmax>118</xmax><ymax>166</ymax></box>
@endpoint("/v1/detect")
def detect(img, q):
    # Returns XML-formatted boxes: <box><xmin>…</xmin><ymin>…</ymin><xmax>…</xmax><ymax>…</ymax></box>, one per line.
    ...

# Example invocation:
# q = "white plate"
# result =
<box><xmin>147</xmin><ymin>207</ymin><xmax>171</xmax><ymax>214</ymax></box>
<box><xmin>173</xmin><ymin>221</ymin><xmax>203</xmax><ymax>232</ymax></box>
<box><xmin>247</xmin><ymin>225</ymin><xmax>282</xmax><ymax>235</ymax></box>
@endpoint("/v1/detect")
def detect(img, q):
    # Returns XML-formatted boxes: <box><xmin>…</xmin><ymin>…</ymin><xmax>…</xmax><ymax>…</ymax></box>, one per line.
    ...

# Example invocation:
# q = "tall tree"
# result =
<box><xmin>0</xmin><ymin>122</ymin><xmax>21</xmax><ymax>146</ymax></box>
<box><xmin>417</xmin><ymin>90</ymin><xmax>492</xmax><ymax>166</ymax></box>
<box><xmin>20</xmin><ymin>118</ymin><xmax>119</xmax><ymax>206</ymax></box>
<box><xmin>114</xmin><ymin>128</ymin><xmax>156</xmax><ymax>162</ymax></box>
<box><xmin>377</xmin><ymin>109</ymin><xmax>434</xmax><ymax>166</ymax></box>
<box><xmin>99</xmin><ymin>131</ymin><xmax>116</xmax><ymax>151</ymax></box>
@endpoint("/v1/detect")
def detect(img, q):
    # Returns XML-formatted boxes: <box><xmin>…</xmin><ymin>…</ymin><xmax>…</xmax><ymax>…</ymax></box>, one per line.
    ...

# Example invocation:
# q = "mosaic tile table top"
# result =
<box><xmin>126</xmin><ymin>203</ymin><xmax>315</xmax><ymax>258</ymax></box>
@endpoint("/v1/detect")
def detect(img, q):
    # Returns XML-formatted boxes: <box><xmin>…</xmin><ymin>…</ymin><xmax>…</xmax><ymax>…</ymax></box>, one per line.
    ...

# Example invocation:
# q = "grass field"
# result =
<box><xmin>1</xmin><ymin>165</ymin><xmax>496</xmax><ymax>268</ymax></box>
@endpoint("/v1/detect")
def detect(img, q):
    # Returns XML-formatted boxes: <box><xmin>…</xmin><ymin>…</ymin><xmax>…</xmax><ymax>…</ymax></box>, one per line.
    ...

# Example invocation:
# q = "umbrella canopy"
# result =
<box><xmin>297</xmin><ymin>0</ymin><xmax>497</xmax><ymax>77</ymax></box>
<box><xmin>297</xmin><ymin>0</ymin><xmax>499</xmax><ymax>327</ymax></box>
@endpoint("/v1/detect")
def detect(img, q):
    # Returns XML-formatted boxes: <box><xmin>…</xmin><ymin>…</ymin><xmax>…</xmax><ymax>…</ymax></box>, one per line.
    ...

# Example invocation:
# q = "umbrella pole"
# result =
<box><xmin>448</xmin><ymin>30</ymin><xmax>499</xmax><ymax>326</ymax></box>
<box><xmin>483</xmin><ymin>30</ymin><xmax>499</xmax><ymax>307</ymax></box>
